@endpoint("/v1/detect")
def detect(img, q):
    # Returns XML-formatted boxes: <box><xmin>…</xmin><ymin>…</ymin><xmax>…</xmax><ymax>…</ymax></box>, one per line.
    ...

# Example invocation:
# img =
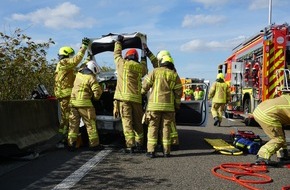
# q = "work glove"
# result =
<box><xmin>113</xmin><ymin>100</ymin><xmax>120</xmax><ymax>119</ymax></box>
<box><xmin>82</xmin><ymin>37</ymin><xmax>90</xmax><ymax>47</ymax></box>
<box><xmin>116</xmin><ymin>35</ymin><xmax>124</xmax><ymax>43</ymax></box>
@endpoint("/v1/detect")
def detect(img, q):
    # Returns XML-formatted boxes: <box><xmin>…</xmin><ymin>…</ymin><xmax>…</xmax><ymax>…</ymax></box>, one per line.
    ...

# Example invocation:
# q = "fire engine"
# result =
<box><xmin>218</xmin><ymin>23</ymin><xmax>290</xmax><ymax>125</ymax></box>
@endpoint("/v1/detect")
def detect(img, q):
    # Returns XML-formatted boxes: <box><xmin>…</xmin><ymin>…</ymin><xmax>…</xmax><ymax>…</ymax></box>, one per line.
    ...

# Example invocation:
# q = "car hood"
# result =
<box><xmin>88</xmin><ymin>32</ymin><xmax>147</xmax><ymax>55</ymax></box>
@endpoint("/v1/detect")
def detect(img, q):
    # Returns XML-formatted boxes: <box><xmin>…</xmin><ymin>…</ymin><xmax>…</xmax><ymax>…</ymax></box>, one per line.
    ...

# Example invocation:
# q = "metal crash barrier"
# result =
<box><xmin>0</xmin><ymin>99</ymin><xmax>59</xmax><ymax>157</ymax></box>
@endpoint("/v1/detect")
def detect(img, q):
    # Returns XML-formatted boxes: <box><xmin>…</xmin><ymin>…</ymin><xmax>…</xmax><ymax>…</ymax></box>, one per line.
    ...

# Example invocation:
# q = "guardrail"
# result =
<box><xmin>0</xmin><ymin>99</ymin><xmax>59</xmax><ymax>157</ymax></box>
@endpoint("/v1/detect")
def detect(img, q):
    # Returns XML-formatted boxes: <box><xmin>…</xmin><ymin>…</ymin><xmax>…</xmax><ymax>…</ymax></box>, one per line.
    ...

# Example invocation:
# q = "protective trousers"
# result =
<box><xmin>255</xmin><ymin>117</ymin><xmax>286</xmax><ymax>159</ymax></box>
<box><xmin>147</xmin><ymin>111</ymin><xmax>173</xmax><ymax>154</ymax></box>
<box><xmin>170</xmin><ymin>120</ymin><xmax>179</xmax><ymax>145</ymax></box>
<box><xmin>143</xmin><ymin>111</ymin><xmax>179</xmax><ymax>145</ymax></box>
<box><xmin>211</xmin><ymin>102</ymin><xmax>225</xmax><ymax>122</ymax></box>
<box><xmin>68</xmin><ymin>107</ymin><xmax>100</xmax><ymax>147</ymax></box>
<box><xmin>58</xmin><ymin>97</ymin><xmax>70</xmax><ymax>141</ymax></box>
<box><xmin>119</xmin><ymin>101</ymin><xmax>144</xmax><ymax>148</ymax></box>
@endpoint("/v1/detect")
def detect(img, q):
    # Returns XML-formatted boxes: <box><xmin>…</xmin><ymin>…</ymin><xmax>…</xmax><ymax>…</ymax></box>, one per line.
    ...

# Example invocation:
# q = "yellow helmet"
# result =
<box><xmin>160</xmin><ymin>55</ymin><xmax>174</xmax><ymax>65</ymax></box>
<box><xmin>156</xmin><ymin>50</ymin><xmax>171</xmax><ymax>61</ymax></box>
<box><xmin>58</xmin><ymin>46</ymin><xmax>75</xmax><ymax>56</ymax></box>
<box><xmin>216</xmin><ymin>73</ymin><xmax>224</xmax><ymax>80</ymax></box>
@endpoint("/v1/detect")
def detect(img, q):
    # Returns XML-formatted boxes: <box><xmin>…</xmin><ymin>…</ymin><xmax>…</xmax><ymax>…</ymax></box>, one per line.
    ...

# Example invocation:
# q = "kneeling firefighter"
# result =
<box><xmin>253</xmin><ymin>94</ymin><xmax>290</xmax><ymax>164</ymax></box>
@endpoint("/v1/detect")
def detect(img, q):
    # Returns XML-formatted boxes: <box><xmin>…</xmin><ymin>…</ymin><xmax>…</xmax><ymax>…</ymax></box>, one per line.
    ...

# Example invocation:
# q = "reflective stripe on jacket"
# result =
<box><xmin>54</xmin><ymin>45</ymin><xmax>87</xmax><ymax>98</ymax></box>
<box><xmin>113</xmin><ymin>41</ymin><xmax>148</xmax><ymax>103</ymax></box>
<box><xmin>208</xmin><ymin>81</ymin><xmax>230</xmax><ymax>103</ymax></box>
<box><xmin>142</xmin><ymin>67</ymin><xmax>183</xmax><ymax>111</ymax></box>
<box><xmin>70</xmin><ymin>71</ymin><xmax>102</xmax><ymax>107</ymax></box>
<box><xmin>253</xmin><ymin>95</ymin><xmax>290</xmax><ymax>127</ymax></box>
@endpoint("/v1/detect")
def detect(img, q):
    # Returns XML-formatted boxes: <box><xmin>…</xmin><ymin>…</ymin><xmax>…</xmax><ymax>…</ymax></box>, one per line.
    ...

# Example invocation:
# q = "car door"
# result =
<box><xmin>175</xmin><ymin>81</ymin><xmax>210</xmax><ymax>127</ymax></box>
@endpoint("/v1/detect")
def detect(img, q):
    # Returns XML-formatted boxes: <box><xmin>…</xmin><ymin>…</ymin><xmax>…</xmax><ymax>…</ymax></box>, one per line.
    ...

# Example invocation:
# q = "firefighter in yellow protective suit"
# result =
<box><xmin>194</xmin><ymin>86</ymin><xmax>205</xmax><ymax>100</ymax></box>
<box><xmin>143</xmin><ymin>43</ymin><xmax>180</xmax><ymax>150</ymax></box>
<box><xmin>54</xmin><ymin>37</ymin><xmax>90</xmax><ymax>148</ymax></box>
<box><xmin>184</xmin><ymin>85</ymin><xmax>194</xmax><ymax>101</ymax></box>
<box><xmin>208</xmin><ymin>73</ymin><xmax>231</xmax><ymax>127</ymax></box>
<box><xmin>114</xmin><ymin>35</ymin><xmax>148</xmax><ymax>153</ymax></box>
<box><xmin>253</xmin><ymin>95</ymin><xmax>290</xmax><ymax>164</ymax></box>
<box><xmin>142</xmin><ymin>55</ymin><xmax>183</xmax><ymax>158</ymax></box>
<box><xmin>67</xmin><ymin>60</ymin><xmax>103</xmax><ymax>151</ymax></box>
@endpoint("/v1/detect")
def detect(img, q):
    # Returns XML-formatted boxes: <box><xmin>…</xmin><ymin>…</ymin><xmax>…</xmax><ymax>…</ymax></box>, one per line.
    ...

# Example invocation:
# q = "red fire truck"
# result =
<box><xmin>218</xmin><ymin>23</ymin><xmax>290</xmax><ymax>125</ymax></box>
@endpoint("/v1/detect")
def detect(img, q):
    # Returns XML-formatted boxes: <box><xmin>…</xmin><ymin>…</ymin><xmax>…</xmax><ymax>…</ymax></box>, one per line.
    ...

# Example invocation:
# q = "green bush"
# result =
<box><xmin>0</xmin><ymin>28</ymin><xmax>56</xmax><ymax>100</ymax></box>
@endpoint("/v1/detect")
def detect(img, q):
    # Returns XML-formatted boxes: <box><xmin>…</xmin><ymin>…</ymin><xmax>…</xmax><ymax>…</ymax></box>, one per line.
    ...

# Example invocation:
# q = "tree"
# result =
<box><xmin>0</xmin><ymin>28</ymin><xmax>55</xmax><ymax>100</ymax></box>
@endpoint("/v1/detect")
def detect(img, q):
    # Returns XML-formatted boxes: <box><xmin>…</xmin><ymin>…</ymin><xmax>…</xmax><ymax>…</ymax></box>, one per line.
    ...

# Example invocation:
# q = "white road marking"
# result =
<box><xmin>52</xmin><ymin>149</ymin><xmax>112</xmax><ymax>190</ymax></box>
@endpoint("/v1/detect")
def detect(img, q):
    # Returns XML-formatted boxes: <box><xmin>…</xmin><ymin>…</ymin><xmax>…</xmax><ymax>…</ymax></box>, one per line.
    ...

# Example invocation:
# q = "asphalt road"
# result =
<box><xmin>0</xmin><ymin>114</ymin><xmax>290</xmax><ymax>190</ymax></box>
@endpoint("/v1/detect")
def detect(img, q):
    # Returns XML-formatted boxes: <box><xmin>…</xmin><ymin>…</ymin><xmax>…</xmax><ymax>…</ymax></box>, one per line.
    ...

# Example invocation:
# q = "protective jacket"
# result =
<box><xmin>194</xmin><ymin>90</ymin><xmax>204</xmax><ymax>100</ymax></box>
<box><xmin>208</xmin><ymin>81</ymin><xmax>230</xmax><ymax>103</ymax></box>
<box><xmin>142</xmin><ymin>67</ymin><xmax>183</xmax><ymax>111</ymax></box>
<box><xmin>54</xmin><ymin>45</ymin><xmax>87</xmax><ymax>98</ymax></box>
<box><xmin>70</xmin><ymin>69</ymin><xmax>103</xmax><ymax>107</ymax></box>
<box><xmin>184</xmin><ymin>88</ymin><xmax>194</xmax><ymax>96</ymax></box>
<box><xmin>253</xmin><ymin>95</ymin><xmax>290</xmax><ymax>128</ymax></box>
<box><xmin>114</xmin><ymin>41</ymin><xmax>148</xmax><ymax>103</ymax></box>
<box><xmin>145</xmin><ymin>49</ymin><xmax>159</xmax><ymax>68</ymax></box>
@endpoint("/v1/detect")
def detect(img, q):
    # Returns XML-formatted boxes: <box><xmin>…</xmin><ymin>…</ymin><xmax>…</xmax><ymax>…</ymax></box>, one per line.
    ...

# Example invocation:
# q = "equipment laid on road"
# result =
<box><xmin>217</xmin><ymin>23</ymin><xmax>290</xmax><ymax>125</ymax></box>
<box><xmin>204</xmin><ymin>138</ymin><xmax>243</xmax><ymax>155</ymax></box>
<box><xmin>231</xmin><ymin>130</ymin><xmax>262</xmax><ymax>154</ymax></box>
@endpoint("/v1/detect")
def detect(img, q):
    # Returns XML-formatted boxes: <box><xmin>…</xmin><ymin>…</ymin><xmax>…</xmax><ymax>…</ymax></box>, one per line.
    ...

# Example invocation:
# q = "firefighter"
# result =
<box><xmin>194</xmin><ymin>86</ymin><xmax>204</xmax><ymax>100</ymax></box>
<box><xmin>114</xmin><ymin>35</ymin><xmax>148</xmax><ymax>153</ymax></box>
<box><xmin>244</xmin><ymin>61</ymin><xmax>251</xmax><ymax>85</ymax></box>
<box><xmin>142</xmin><ymin>55</ymin><xmax>183</xmax><ymax>158</ymax></box>
<box><xmin>184</xmin><ymin>85</ymin><xmax>194</xmax><ymax>101</ymax></box>
<box><xmin>54</xmin><ymin>37</ymin><xmax>90</xmax><ymax>148</ymax></box>
<box><xmin>67</xmin><ymin>60</ymin><xmax>103</xmax><ymax>151</ymax></box>
<box><xmin>253</xmin><ymin>95</ymin><xmax>290</xmax><ymax>164</ymax></box>
<box><xmin>143</xmin><ymin>43</ymin><xmax>180</xmax><ymax>149</ymax></box>
<box><xmin>208</xmin><ymin>73</ymin><xmax>231</xmax><ymax>127</ymax></box>
<box><xmin>252</xmin><ymin>62</ymin><xmax>260</xmax><ymax>87</ymax></box>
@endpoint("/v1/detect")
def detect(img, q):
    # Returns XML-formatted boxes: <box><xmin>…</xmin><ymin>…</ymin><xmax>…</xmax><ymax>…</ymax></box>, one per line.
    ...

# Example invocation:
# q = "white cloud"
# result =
<box><xmin>249</xmin><ymin>0</ymin><xmax>289</xmax><ymax>10</ymax></box>
<box><xmin>11</xmin><ymin>2</ymin><xmax>96</xmax><ymax>29</ymax></box>
<box><xmin>180</xmin><ymin>36</ymin><xmax>246</xmax><ymax>52</ymax></box>
<box><xmin>249</xmin><ymin>0</ymin><xmax>269</xmax><ymax>10</ymax></box>
<box><xmin>182</xmin><ymin>14</ymin><xmax>226</xmax><ymax>27</ymax></box>
<box><xmin>191</xmin><ymin>0</ymin><xmax>229</xmax><ymax>8</ymax></box>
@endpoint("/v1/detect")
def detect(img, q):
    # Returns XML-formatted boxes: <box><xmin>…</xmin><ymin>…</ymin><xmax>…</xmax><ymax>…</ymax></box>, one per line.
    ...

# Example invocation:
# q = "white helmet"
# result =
<box><xmin>86</xmin><ymin>60</ymin><xmax>101</xmax><ymax>74</ymax></box>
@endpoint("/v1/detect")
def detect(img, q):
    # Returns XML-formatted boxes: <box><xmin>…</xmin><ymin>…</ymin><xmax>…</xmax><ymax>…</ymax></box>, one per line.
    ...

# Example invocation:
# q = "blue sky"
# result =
<box><xmin>1</xmin><ymin>0</ymin><xmax>289</xmax><ymax>83</ymax></box>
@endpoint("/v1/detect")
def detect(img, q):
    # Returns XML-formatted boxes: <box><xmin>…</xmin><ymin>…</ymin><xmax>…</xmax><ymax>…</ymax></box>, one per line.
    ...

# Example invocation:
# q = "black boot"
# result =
<box><xmin>67</xmin><ymin>142</ymin><xmax>77</xmax><ymax>152</ymax></box>
<box><xmin>214</xmin><ymin>117</ymin><xmax>219</xmax><ymax>126</ymax></box>
<box><xmin>146</xmin><ymin>152</ymin><xmax>156</xmax><ymax>158</ymax></box>
<box><xmin>164</xmin><ymin>153</ymin><xmax>171</xmax><ymax>158</ymax></box>
<box><xmin>122</xmin><ymin>147</ymin><xmax>134</xmax><ymax>154</ymax></box>
<box><xmin>134</xmin><ymin>143</ymin><xmax>145</xmax><ymax>153</ymax></box>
